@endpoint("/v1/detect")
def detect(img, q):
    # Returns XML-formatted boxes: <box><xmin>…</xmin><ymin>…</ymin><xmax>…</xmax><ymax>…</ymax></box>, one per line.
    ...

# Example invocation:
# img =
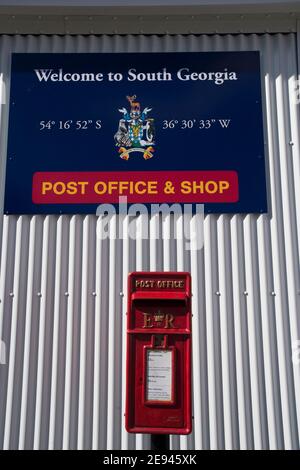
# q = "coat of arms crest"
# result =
<box><xmin>114</xmin><ymin>95</ymin><xmax>155</xmax><ymax>160</ymax></box>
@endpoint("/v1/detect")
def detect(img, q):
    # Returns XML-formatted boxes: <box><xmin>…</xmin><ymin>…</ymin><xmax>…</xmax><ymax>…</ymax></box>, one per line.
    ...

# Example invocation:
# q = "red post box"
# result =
<box><xmin>125</xmin><ymin>272</ymin><xmax>192</xmax><ymax>435</ymax></box>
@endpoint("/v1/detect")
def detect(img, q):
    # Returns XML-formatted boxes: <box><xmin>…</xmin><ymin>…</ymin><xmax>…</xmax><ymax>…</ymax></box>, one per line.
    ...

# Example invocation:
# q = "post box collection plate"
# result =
<box><xmin>145</xmin><ymin>348</ymin><xmax>174</xmax><ymax>404</ymax></box>
<box><xmin>125</xmin><ymin>272</ymin><xmax>192</xmax><ymax>434</ymax></box>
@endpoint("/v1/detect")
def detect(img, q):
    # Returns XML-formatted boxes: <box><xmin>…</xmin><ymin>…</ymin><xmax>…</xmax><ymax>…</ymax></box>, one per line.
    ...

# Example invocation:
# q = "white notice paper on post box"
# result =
<box><xmin>146</xmin><ymin>349</ymin><xmax>173</xmax><ymax>402</ymax></box>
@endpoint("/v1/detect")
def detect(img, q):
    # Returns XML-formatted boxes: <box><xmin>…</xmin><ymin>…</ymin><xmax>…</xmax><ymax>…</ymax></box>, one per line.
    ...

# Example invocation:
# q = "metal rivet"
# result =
<box><xmin>243</xmin><ymin>291</ymin><xmax>248</xmax><ymax>296</ymax></box>
<box><xmin>9</xmin><ymin>292</ymin><xmax>14</xmax><ymax>297</ymax></box>
<box><xmin>289</xmin><ymin>141</ymin><xmax>294</xmax><ymax>146</ymax></box>
<box><xmin>271</xmin><ymin>291</ymin><xmax>276</xmax><ymax>296</ymax></box>
<box><xmin>89</xmin><ymin>16</ymin><xmax>93</xmax><ymax>21</ymax></box>
<box><xmin>92</xmin><ymin>292</ymin><xmax>97</xmax><ymax>296</ymax></box>
<box><xmin>215</xmin><ymin>291</ymin><xmax>221</xmax><ymax>296</ymax></box>
<box><xmin>37</xmin><ymin>292</ymin><xmax>42</xmax><ymax>297</ymax></box>
<box><xmin>120</xmin><ymin>292</ymin><xmax>124</xmax><ymax>297</ymax></box>
<box><xmin>64</xmin><ymin>292</ymin><xmax>69</xmax><ymax>297</ymax></box>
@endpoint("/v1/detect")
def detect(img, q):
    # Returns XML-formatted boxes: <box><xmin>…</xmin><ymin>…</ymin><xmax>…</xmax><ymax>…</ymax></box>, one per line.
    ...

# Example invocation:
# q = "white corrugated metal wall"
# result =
<box><xmin>0</xmin><ymin>33</ymin><xmax>299</xmax><ymax>450</ymax></box>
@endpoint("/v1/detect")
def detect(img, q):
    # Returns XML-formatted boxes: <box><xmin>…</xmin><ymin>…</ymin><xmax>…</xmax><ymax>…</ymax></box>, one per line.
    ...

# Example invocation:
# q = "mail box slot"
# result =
<box><xmin>125</xmin><ymin>272</ymin><xmax>192</xmax><ymax>434</ymax></box>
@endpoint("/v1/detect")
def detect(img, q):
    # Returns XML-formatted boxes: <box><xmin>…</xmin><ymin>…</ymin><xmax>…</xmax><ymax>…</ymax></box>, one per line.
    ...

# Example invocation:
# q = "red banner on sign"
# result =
<box><xmin>32</xmin><ymin>170</ymin><xmax>238</xmax><ymax>204</ymax></box>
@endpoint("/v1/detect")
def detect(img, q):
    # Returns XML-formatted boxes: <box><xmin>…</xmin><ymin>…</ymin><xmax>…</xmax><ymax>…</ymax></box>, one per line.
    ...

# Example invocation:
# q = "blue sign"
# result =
<box><xmin>5</xmin><ymin>52</ymin><xmax>267</xmax><ymax>214</ymax></box>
